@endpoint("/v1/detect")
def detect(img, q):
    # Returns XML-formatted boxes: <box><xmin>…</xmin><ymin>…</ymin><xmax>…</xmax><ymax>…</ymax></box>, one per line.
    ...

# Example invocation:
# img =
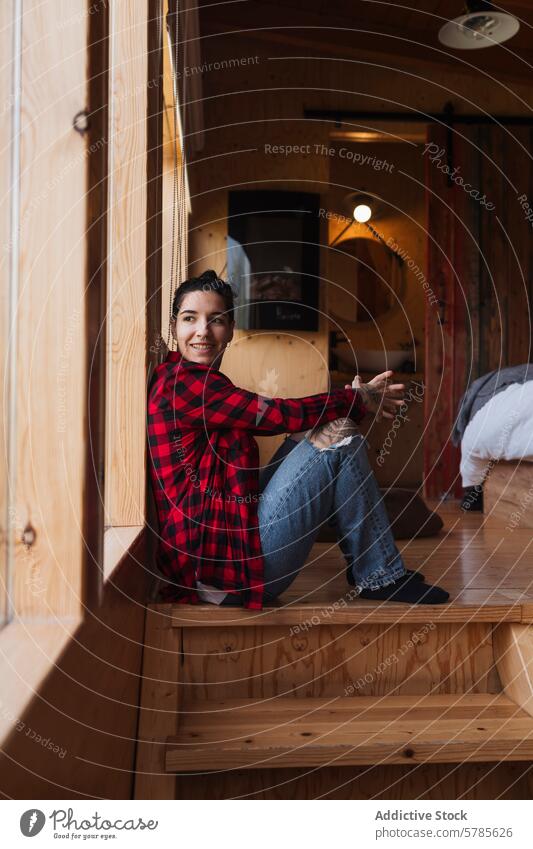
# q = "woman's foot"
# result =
<box><xmin>347</xmin><ymin>565</ymin><xmax>424</xmax><ymax>586</ymax></box>
<box><xmin>358</xmin><ymin>573</ymin><xmax>449</xmax><ymax>604</ymax></box>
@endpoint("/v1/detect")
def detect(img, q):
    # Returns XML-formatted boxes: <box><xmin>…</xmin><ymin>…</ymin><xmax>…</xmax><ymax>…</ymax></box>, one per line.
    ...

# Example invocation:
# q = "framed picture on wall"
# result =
<box><xmin>227</xmin><ymin>190</ymin><xmax>320</xmax><ymax>331</ymax></box>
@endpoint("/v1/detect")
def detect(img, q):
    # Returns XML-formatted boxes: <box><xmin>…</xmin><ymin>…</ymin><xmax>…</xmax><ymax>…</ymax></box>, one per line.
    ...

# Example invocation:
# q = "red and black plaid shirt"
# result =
<box><xmin>147</xmin><ymin>351</ymin><xmax>366</xmax><ymax>609</ymax></box>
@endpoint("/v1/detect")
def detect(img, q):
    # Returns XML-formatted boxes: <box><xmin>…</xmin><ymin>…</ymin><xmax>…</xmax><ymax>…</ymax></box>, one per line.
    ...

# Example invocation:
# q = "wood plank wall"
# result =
<box><xmin>479</xmin><ymin>126</ymin><xmax>533</xmax><ymax>372</ymax></box>
<box><xmin>187</xmin><ymin>30</ymin><xmax>533</xmax><ymax>479</ymax></box>
<box><xmin>11</xmin><ymin>0</ymin><xmax>89</xmax><ymax>619</ymax></box>
<box><xmin>0</xmin><ymin>0</ymin><xmax>13</xmax><ymax>625</ymax></box>
<box><xmin>0</xmin><ymin>0</ymin><xmax>164</xmax><ymax>799</ymax></box>
<box><xmin>104</xmin><ymin>0</ymin><xmax>149</xmax><ymax>528</ymax></box>
<box><xmin>425</xmin><ymin>125</ymin><xmax>533</xmax><ymax>498</ymax></box>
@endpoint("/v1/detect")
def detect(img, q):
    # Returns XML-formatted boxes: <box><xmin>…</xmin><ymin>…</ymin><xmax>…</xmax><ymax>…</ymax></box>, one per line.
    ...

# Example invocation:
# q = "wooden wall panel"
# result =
<box><xmin>0</xmin><ymin>0</ymin><xmax>14</xmax><ymax>626</ymax></box>
<box><xmin>504</xmin><ymin>128</ymin><xmax>533</xmax><ymax>367</ymax></box>
<box><xmin>12</xmin><ymin>0</ymin><xmax>88</xmax><ymax>618</ymax></box>
<box><xmin>105</xmin><ymin>0</ymin><xmax>148</xmax><ymax>527</ymax></box>
<box><xmin>424</xmin><ymin>125</ymin><xmax>459</xmax><ymax>499</ymax></box>
<box><xmin>224</xmin><ymin>329</ymin><xmax>330</xmax><ymax>465</ymax></box>
<box><xmin>425</xmin><ymin>123</ymin><xmax>533</xmax><ymax>498</ymax></box>
<box><xmin>454</xmin><ymin>126</ymin><xmax>482</xmax><ymax>393</ymax></box>
<box><xmin>479</xmin><ymin>126</ymin><xmax>506</xmax><ymax>375</ymax></box>
<box><xmin>0</xmin><ymin>0</ymin><xmax>165</xmax><ymax>796</ymax></box>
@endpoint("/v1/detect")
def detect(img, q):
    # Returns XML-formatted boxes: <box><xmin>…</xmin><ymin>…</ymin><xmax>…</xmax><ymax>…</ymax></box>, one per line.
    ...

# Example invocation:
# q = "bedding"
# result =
<box><xmin>452</xmin><ymin>363</ymin><xmax>533</xmax><ymax>446</ymax></box>
<box><xmin>460</xmin><ymin>381</ymin><xmax>533</xmax><ymax>487</ymax></box>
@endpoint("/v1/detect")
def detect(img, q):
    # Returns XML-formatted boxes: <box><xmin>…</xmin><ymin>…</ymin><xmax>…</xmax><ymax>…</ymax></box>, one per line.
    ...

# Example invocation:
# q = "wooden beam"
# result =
<box><xmin>13</xmin><ymin>0</ymin><xmax>88</xmax><ymax>618</ymax></box>
<box><xmin>0</xmin><ymin>0</ymin><xmax>14</xmax><ymax>626</ymax></box>
<box><xmin>105</xmin><ymin>0</ymin><xmax>149</xmax><ymax>527</ymax></box>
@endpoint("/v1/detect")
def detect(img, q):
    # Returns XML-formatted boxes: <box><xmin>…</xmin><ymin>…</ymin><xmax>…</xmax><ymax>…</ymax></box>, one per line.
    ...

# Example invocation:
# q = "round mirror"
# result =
<box><xmin>328</xmin><ymin>236</ymin><xmax>403</xmax><ymax>325</ymax></box>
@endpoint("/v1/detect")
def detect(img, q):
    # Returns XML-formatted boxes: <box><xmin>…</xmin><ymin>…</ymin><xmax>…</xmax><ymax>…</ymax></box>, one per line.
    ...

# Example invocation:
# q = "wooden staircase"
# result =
<box><xmin>134</xmin><ymin>511</ymin><xmax>533</xmax><ymax>799</ymax></box>
<box><xmin>165</xmin><ymin>693</ymin><xmax>533</xmax><ymax>771</ymax></box>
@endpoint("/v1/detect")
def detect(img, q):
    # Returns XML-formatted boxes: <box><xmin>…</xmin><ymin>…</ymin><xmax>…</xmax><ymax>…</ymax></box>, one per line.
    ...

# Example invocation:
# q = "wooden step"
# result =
<box><xmin>164</xmin><ymin>599</ymin><xmax>533</xmax><ymax>627</ymax></box>
<box><xmin>165</xmin><ymin>694</ymin><xmax>533</xmax><ymax>771</ymax></box>
<box><xmin>154</xmin><ymin>504</ymin><xmax>533</xmax><ymax>627</ymax></box>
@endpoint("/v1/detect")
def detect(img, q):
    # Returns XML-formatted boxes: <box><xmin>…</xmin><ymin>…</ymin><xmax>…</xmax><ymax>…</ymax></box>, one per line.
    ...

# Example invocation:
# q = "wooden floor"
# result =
<box><xmin>136</xmin><ymin>501</ymin><xmax>533</xmax><ymax>799</ymax></box>
<box><xmin>289</xmin><ymin>500</ymin><xmax>533</xmax><ymax>606</ymax></box>
<box><xmin>169</xmin><ymin>500</ymin><xmax>533</xmax><ymax>626</ymax></box>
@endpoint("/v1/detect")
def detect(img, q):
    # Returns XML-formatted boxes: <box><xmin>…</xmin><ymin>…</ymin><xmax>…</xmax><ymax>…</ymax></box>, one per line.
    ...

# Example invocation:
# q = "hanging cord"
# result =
<box><xmin>153</xmin><ymin>0</ymin><xmax>168</xmax><ymax>364</ymax></box>
<box><xmin>164</xmin><ymin>0</ymin><xmax>189</xmax><ymax>353</ymax></box>
<box><xmin>163</xmin><ymin>0</ymin><xmax>190</xmax><ymax>359</ymax></box>
<box><xmin>165</xmin><ymin>1</ymin><xmax>180</xmax><ymax>352</ymax></box>
<box><xmin>178</xmin><ymin>0</ymin><xmax>187</xmax><ymax>312</ymax></box>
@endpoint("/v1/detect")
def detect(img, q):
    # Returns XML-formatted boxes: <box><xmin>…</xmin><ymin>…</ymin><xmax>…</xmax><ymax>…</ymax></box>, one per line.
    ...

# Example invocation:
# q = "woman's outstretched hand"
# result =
<box><xmin>344</xmin><ymin>370</ymin><xmax>406</xmax><ymax>422</ymax></box>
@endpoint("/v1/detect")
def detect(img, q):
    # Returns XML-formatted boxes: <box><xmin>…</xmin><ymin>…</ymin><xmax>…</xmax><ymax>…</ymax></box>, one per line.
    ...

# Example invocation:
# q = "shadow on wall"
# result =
<box><xmin>0</xmin><ymin>534</ymin><xmax>151</xmax><ymax>800</ymax></box>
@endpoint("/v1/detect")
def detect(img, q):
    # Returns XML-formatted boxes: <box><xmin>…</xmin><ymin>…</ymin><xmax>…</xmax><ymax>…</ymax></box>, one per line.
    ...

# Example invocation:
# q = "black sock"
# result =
<box><xmin>347</xmin><ymin>565</ymin><xmax>424</xmax><ymax>585</ymax></box>
<box><xmin>358</xmin><ymin>575</ymin><xmax>449</xmax><ymax>605</ymax></box>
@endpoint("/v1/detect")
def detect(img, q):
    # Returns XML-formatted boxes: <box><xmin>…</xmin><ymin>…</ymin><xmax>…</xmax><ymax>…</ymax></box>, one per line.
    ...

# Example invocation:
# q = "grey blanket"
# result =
<box><xmin>452</xmin><ymin>363</ymin><xmax>533</xmax><ymax>446</ymax></box>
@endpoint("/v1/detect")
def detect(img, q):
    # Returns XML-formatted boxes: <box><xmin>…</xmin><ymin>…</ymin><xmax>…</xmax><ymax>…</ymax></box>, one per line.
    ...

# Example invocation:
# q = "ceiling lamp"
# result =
<box><xmin>353</xmin><ymin>202</ymin><xmax>372</xmax><ymax>223</ymax></box>
<box><xmin>345</xmin><ymin>193</ymin><xmax>376</xmax><ymax>223</ymax></box>
<box><xmin>438</xmin><ymin>1</ymin><xmax>520</xmax><ymax>50</ymax></box>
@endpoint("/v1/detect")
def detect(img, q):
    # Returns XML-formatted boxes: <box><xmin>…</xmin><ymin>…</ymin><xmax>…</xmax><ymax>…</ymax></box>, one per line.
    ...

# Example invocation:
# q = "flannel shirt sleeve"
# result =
<box><xmin>166</xmin><ymin>365</ymin><xmax>367</xmax><ymax>434</ymax></box>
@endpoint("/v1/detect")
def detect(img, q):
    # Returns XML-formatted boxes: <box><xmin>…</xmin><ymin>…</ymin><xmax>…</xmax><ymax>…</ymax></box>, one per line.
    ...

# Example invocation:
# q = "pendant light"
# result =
<box><xmin>438</xmin><ymin>1</ymin><xmax>520</xmax><ymax>50</ymax></box>
<box><xmin>344</xmin><ymin>193</ymin><xmax>379</xmax><ymax>223</ymax></box>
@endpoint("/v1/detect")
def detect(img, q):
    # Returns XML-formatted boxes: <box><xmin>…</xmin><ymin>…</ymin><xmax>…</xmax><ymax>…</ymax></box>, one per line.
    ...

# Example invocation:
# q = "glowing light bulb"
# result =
<box><xmin>353</xmin><ymin>203</ymin><xmax>372</xmax><ymax>223</ymax></box>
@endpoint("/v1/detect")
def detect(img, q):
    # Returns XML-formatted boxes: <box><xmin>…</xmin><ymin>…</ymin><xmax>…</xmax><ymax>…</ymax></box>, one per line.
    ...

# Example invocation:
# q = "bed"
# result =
<box><xmin>460</xmin><ymin>381</ymin><xmax>533</xmax><ymax>486</ymax></box>
<box><xmin>459</xmin><ymin>381</ymin><xmax>533</xmax><ymax>528</ymax></box>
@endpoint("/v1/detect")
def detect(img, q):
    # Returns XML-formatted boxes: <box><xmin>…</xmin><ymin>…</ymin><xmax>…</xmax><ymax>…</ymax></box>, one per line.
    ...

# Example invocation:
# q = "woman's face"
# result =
<box><xmin>172</xmin><ymin>289</ymin><xmax>234</xmax><ymax>366</ymax></box>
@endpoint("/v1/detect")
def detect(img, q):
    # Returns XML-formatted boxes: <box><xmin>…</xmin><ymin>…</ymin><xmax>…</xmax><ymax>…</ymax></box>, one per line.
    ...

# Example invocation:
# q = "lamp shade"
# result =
<box><xmin>438</xmin><ymin>8</ymin><xmax>520</xmax><ymax>50</ymax></box>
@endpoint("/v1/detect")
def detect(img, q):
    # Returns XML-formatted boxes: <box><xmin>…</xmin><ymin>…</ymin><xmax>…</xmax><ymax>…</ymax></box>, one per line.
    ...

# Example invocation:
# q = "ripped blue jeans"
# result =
<box><xmin>223</xmin><ymin>431</ymin><xmax>407</xmax><ymax>605</ymax></box>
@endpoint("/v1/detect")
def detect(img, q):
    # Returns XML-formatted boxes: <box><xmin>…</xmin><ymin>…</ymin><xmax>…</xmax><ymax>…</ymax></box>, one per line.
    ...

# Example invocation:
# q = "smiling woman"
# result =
<box><xmin>169</xmin><ymin>270</ymin><xmax>235</xmax><ymax>368</ymax></box>
<box><xmin>147</xmin><ymin>270</ymin><xmax>449</xmax><ymax>608</ymax></box>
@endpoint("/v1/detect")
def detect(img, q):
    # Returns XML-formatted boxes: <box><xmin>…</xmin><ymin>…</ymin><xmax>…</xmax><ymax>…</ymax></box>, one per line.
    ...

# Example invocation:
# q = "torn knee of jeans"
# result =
<box><xmin>319</xmin><ymin>433</ymin><xmax>361</xmax><ymax>451</ymax></box>
<box><xmin>308</xmin><ymin>417</ymin><xmax>362</xmax><ymax>451</ymax></box>
<box><xmin>312</xmin><ymin>433</ymin><xmax>362</xmax><ymax>451</ymax></box>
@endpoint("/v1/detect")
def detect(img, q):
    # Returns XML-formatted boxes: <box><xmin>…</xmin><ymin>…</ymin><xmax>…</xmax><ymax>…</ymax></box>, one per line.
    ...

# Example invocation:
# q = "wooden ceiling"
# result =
<box><xmin>198</xmin><ymin>0</ymin><xmax>533</xmax><ymax>82</ymax></box>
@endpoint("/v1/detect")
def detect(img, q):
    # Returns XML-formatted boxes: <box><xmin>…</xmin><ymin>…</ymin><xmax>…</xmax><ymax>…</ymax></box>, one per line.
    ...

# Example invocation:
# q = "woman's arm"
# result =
<box><xmin>164</xmin><ymin>365</ymin><xmax>366</xmax><ymax>434</ymax></box>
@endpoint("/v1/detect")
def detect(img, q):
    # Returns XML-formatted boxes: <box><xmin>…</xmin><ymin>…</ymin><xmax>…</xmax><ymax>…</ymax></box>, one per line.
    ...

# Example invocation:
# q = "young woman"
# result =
<box><xmin>147</xmin><ymin>270</ymin><xmax>449</xmax><ymax>609</ymax></box>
